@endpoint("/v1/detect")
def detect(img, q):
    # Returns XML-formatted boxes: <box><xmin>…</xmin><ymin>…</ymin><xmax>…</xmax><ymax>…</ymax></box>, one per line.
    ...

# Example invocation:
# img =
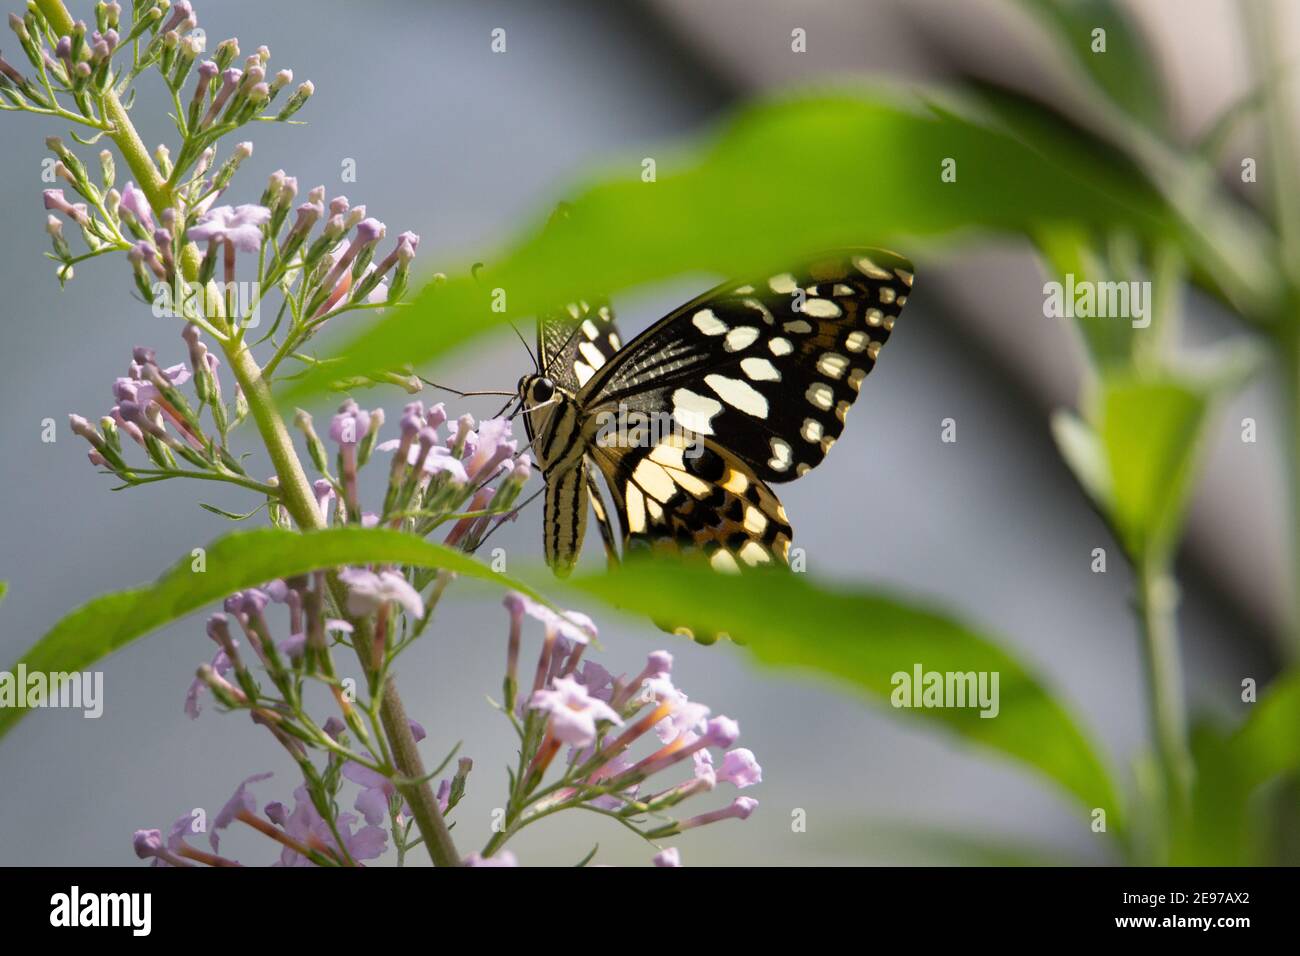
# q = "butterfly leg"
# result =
<box><xmin>584</xmin><ymin>463</ymin><xmax>621</xmax><ymax>569</ymax></box>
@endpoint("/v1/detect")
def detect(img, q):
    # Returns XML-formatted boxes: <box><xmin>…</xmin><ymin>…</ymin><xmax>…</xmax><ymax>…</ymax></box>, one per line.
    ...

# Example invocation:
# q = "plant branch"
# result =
<box><xmin>35</xmin><ymin>0</ymin><xmax>459</xmax><ymax>866</ymax></box>
<box><xmin>1135</xmin><ymin>559</ymin><xmax>1192</xmax><ymax>852</ymax></box>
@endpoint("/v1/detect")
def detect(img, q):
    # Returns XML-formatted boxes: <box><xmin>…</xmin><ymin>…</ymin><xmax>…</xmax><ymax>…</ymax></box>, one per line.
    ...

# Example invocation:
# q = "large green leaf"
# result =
<box><xmin>564</xmin><ymin>559</ymin><xmax>1123</xmax><ymax>831</ymax></box>
<box><xmin>0</xmin><ymin>528</ymin><xmax>545</xmax><ymax>742</ymax></box>
<box><xmin>279</xmin><ymin>89</ymin><xmax>1175</xmax><ymax>404</ymax></box>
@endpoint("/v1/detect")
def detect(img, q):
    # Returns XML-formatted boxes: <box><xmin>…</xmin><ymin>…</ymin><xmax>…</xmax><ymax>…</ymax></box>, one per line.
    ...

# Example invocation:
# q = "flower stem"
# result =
<box><xmin>1135</xmin><ymin>559</ymin><xmax>1192</xmax><ymax>851</ymax></box>
<box><xmin>36</xmin><ymin>0</ymin><xmax>459</xmax><ymax>866</ymax></box>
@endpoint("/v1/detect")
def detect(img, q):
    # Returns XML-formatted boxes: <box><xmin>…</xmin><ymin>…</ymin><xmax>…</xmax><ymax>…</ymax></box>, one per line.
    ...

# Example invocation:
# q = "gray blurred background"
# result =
<box><xmin>0</xmin><ymin>0</ymin><xmax>1286</xmax><ymax>866</ymax></box>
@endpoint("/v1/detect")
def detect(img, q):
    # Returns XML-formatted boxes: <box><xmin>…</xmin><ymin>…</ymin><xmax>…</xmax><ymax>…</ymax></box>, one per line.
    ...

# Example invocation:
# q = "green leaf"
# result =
<box><xmin>198</xmin><ymin>501</ymin><xmax>267</xmax><ymax>521</ymax></box>
<box><xmin>1054</xmin><ymin>339</ymin><xmax>1259</xmax><ymax>566</ymax></box>
<box><xmin>1050</xmin><ymin>409</ymin><xmax>1112</xmax><ymax>512</ymax></box>
<box><xmin>1036</xmin><ymin>228</ymin><xmax>1141</xmax><ymax>367</ymax></box>
<box><xmin>1175</xmin><ymin>671</ymin><xmax>1300</xmax><ymax>865</ymax></box>
<box><xmin>1054</xmin><ymin>370</ymin><xmax>1234</xmax><ymax>565</ymax></box>
<box><xmin>564</xmin><ymin>559</ymin><xmax>1122</xmax><ymax>830</ymax></box>
<box><xmin>0</xmin><ymin>581</ymin><xmax>7</xmax><ymax>605</ymax></box>
<box><xmin>1096</xmin><ymin>374</ymin><xmax>1210</xmax><ymax>564</ymax></box>
<box><xmin>0</xmin><ymin>528</ymin><xmax>545</xmax><ymax>743</ymax></box>
<box><xmin>279</xmin><ymin>89</ymin><xmax>1175</xmax><ymax>404</ymax></box>
<box><xmin>1013</xmin><ymin>0</ymin><xmax>1168</xmax><ymax>131</ymax></box>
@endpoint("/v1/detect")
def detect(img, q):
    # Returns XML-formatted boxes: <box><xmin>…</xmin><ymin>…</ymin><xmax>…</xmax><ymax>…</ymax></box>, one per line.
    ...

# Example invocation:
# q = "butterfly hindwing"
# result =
<box><xmin>587</xmin><ymin>431</ymin><xmax>793</xmax><ymax>570</ymax></box>
<box><xmin>579</xmin><ymin>249</ymin><xmax>913</xmax><ymax>485</ymax></box>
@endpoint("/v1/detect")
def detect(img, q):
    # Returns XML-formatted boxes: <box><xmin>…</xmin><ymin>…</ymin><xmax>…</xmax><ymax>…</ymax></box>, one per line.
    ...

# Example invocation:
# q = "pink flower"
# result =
<box><xmin>649</xmin><ymin>678</ymin><xmax>710</xmax><ymax>744</ymax></box>
<box><xmin>465</xmin><ymin>851</ymin><xmax>518</xmax><ymax>867</ymax></box>
<box><xmin>510</xmin><ymin>593</ymin><xmax>598</xmax><ymax>646</ymax></box>
<box><xmin>376</xmin><ymin>436</ymin><xmax>469</xmax><ymax>483</ymax></box>
<box><xmin>652</xmin><ymin>848</ymin><xmax>681</xmax><ymax>867</ymax></box>
<box><xmin>678</xmin><ymin>796</ymin><xmax>759</xmax><ymax>831</ymax></box>
<box><xmin>692</xmin><ymin>749</ymin><xmax>718</xmax><ymax>788</ymax></box>
<box><xmin>338</xmin><ymin>568</ymin><xmax>424</xmax><ymax>619</ymax></box>
<box><xmin>717</xmin><ymin>748</ymin><xmax>762</xmax><ymax>788</ymax></box>
<box><xmin>342</xmin><ymin>762</ymin><xmax>396</xmax><ymax>827</ymax></box>
<box><xmin>530</xmin><ymin>676</ymin><xmax>623</xmax><ymax>747</ymax></box>
<box><xmin>329</xmin><ymin>399</ymin><xmax>371</xmax><ymax>447</ymax></box>
<box><xmin>211</xmin><ymin>771</ymin><xmax>273</xmax><ymax>851</ymax></box>
<box><xmin>272</xmin><ymin>785</ymin><xmax>386</xmax><ymax>866</ymax></box>
<box><xmin>463</xmin><ymin>417</ymin><xmax>517</xmax><ymax>480</ymax></box>
<box><xmin>118</xmin><ymin>181</ymin><xmax>154</xmax><ymax>229</ymax></box>
<box><xmin>186</xmin><ymin>203</ymin><xmax>271</xmax><ymax>252</ymax></box>
<box><xmin>43</xmin><ymin>188</ymin><xmax>90</xmax><ymax>226</ymax></box>
<box><xmin>184</xmin><ymin>644</ymin><xmax>236</xmax><ymax>719</ymax></box>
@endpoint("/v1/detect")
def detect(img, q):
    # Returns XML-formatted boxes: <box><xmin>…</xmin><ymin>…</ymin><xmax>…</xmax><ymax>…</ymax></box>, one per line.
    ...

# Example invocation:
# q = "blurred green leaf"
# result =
<box><xmin>564</xmin><ymin>559</ymin><xmax>1123</xmax><ymax>830</ymax></box>
<box><xmin>1053</xmin><ymin>371</ymin><xmax>1235</xmax><ymax>566</ymax></box>
<box><xmin>1097</xmin><ymin>375</ymin><xmax>1208</xmax><ymax>564</ymax></box>
<box><xmin>0</xmin><ymin>582</ymin><xmax>7</xmax><ymax>605</ymax></box>
<box><xmin>1175</xmin><ymin>671</ymin><xmax>1300</xmax><ymax>864</ymax></box>
<box><xmin>0</xmin><ymin>528</ymin><xmax>545</xmax><ymax>743</ymax></box>
<box><xmin>1013</xmin><ymin>0</ymin><xmax>1167</xmax><ymax>130</ymax></box>
<box><xmin>1233</xmin><ymin>671</ymin><xmax>1300</xmax><ymax>786</ymax></box>
<box><xmin>1050</xmin><ymin>409</ymin><xmax>1112</xmax><ymax>509</ymax></box>
<box><xmin>279</xmin><ymin>89</ymin><xmax>1176</xmax><ymax>404</ymax></box>
<box><xmin>853</xmin><ymin>821</ymin><xmax>1093</xmax><ymax>866</ymax></box>
<box><xmin>1036</xmin><ymin>228</ymin><xmax>1140</xmax><ymax>367</ymax></box>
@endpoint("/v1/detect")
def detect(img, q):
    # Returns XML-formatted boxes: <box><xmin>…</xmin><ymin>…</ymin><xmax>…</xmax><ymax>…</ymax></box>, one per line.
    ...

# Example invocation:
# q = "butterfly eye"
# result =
<box><xmin>532</xmin><ymin>378</ymin><xmax>555</xmax><ymax>403</ymax></box>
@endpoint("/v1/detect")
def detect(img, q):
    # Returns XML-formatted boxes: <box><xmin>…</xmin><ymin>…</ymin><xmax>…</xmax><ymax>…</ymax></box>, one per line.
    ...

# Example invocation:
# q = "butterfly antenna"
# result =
<box><xmin>543</xmin><ymin>322</ymin><xmax>584</xmax><ymax>378</ymax></box>
<box><xmin>508</xmin><ymin>320</ymin><xmax>539</xmax><ymax>371</ymax></box>
<box><xmin>470</xmin><ymin>487</ymin><xmax>545</xmax><ymax>554</ymax></box>
<box><xmin>418</xmin><ymin>377</ymin><xmax>516</xmax><ymax>399</ymax></box>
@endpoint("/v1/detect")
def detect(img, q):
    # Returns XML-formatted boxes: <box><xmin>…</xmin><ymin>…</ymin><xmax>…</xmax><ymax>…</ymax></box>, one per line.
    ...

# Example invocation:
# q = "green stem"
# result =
<box><xmin>123</xmin><ymin>466</ymin><xmax>279</xmax><ymax>495</ymax></box>
<box><xmin>1135</xmin><ymin>559</ymin><xmax>1192</xmax><ymax>851</ymax></box>
<box><xmin>36</xmin><ymin>0</ymin><xmax>459</xmax><ymax>866</ymax></box>
<box><xmin>1283</xmin><ymin>323</ymin><xmax>1300</xmax><ymax>654</ymax></box>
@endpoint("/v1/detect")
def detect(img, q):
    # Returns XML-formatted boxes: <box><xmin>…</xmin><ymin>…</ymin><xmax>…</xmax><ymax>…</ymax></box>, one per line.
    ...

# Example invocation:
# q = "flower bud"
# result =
<box><xmin>275</xmin><ymin>79</ymin><xmax>313</xmax><ymax>120</ymax></box>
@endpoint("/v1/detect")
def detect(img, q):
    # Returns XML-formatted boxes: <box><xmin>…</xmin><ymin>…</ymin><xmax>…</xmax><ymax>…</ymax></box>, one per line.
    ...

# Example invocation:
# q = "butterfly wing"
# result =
<box><xmin>537</xmin><ymin>299</ymin><xmax>624</xmax><ymax>392</ymax></box>
<box><xmin>579</xmin><ymin>249</ymin><xmax>913</xmax><ymax>485</ymax></box>
<box><xmin>586</xmin><ymin>431</ymin><xmax>792</xmax><ymax>569</ymax></box>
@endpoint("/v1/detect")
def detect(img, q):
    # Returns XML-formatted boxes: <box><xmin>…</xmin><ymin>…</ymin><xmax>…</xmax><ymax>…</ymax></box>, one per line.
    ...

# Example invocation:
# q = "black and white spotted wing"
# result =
<box><xmin>521</xmin><ymin>248</ymin><xmax>913</xmax><ymax>583</ymax></box>
<box><xmin>537</xmin><ymin>298</ymin><xmax>623</xmax><ymax>392</ymax></box>
<box><xmin>579</xmin><ymin>249</ymin><xmax>913</xmax><ymax>485</ymax></box>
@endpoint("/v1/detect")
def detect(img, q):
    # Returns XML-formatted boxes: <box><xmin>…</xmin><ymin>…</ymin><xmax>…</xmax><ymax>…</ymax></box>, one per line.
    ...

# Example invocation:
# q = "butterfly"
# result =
<box><xmin>517</xmin><ymin>249</ymin><xmax>914</xmax><ymax>596</ymax></box>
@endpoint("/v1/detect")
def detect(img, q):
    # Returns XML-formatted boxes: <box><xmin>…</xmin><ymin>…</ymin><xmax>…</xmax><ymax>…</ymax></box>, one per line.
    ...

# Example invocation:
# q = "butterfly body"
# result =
<box><xmin>519</xmin><ymin>249</ymin><xmax>914</xmax><ymax>583</ymax></box>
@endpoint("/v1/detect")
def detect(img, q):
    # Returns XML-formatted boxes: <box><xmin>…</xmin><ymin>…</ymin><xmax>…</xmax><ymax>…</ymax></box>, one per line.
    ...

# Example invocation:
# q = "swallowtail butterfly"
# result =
<box><xmin>518</xmin><ymin>249</ymin><xmax>913</xmax><ymax>600</ymax></box>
